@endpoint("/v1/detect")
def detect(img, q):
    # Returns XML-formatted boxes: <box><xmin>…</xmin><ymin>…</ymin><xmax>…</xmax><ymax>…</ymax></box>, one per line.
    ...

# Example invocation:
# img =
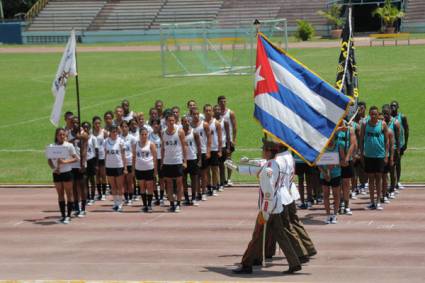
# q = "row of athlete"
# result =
<box><xmin>297</xmin><ymin>101</ymin><xmax>409</xmax><ymax>224</ymax></box>
<box><xmin>48</xmin><ymin>101</ymin><xmax>237</xmax><ymax>224</ymax></box>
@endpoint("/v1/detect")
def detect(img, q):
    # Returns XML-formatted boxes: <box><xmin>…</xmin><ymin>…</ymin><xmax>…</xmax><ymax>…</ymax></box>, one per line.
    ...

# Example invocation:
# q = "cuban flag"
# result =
<box><xmin>254</xmin><ymin>33</ymin><xmax>352</xmax><ymax>165</ymax></box>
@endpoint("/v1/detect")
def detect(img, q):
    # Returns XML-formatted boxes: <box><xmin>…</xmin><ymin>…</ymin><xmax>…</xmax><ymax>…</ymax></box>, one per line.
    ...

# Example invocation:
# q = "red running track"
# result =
<box><xmin>0</xmin><ymin>186</ymin><xmax>424</xmax><ymax>282</ymax></box>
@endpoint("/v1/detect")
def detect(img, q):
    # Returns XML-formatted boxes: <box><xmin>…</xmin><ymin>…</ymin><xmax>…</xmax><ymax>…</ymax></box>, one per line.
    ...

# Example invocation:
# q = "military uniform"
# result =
<box><xmin>234</xmin><ymin>153</ymin><xmax>301</xmax><ymax>274</ymax></box>
<box><xmin>264</xmin><ymin>151</ymin><xmax>317</xmax><ymax>260</ymax></box>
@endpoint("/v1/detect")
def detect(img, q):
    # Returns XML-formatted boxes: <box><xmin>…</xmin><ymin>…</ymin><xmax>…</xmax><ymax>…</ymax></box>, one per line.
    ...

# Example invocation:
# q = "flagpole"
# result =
<box><xmin>339</xmin><ymin>6</ymin><xmax>352</xmax><ymax>92</ymax></box>
<box><xmin>74</xmin><ymin>31</ymin><xmax>81</xmax><ymax>122</ymax></box>
<box><xmin>72</xmin><ymin>29</ymin><xmax>83</xmax><ymax>169</ymax></box>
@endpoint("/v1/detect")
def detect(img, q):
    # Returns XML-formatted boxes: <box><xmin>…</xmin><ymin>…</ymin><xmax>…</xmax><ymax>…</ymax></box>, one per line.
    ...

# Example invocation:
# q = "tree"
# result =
<box><xmin>318</xmin><ymin>4</ymin><xmax>344</xmax><ymax>30</ymax></box>
<box><xmin>372</xmin><ymin>0</ymin><xmax>405</xmax><ymax>30</ymax></box>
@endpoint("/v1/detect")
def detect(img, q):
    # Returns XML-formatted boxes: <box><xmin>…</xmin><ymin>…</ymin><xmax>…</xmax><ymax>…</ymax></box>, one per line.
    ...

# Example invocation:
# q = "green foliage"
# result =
<box><xmin>295</xmin><ymin>20</ymin><xmax>315</xmax><ymax>41</ymax></box>
<box><xmin>317</xmin><ymin>4</ymin><xmax>344</xmax><ymax>29</ymax></box>
<box><xmin>372</xmin><ymin>0</ymin><xmax>405</xmax><ymax>28</ymax></box>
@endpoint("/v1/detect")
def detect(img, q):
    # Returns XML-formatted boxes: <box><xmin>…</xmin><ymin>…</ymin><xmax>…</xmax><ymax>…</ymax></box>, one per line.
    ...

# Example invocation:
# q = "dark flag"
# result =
<box><xmin>335</xmin><ymin>6</ymin><xmax>358</xmax><ymax>119</ymax></box>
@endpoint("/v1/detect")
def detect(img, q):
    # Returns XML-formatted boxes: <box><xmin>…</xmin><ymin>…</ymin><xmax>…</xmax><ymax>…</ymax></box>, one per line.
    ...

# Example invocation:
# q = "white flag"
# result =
<box><xmin>50</xmin><ymin>29</ymin><xmax>77</xmax><ymax>126</ymax></box>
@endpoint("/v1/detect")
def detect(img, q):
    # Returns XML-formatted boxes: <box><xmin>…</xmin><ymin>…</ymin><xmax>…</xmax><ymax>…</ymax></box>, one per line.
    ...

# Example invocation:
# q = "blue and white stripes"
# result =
<box><xmin>254</xmin><ymin>34</ymin><xmax>351</xmax><ymax>164</ymax></box>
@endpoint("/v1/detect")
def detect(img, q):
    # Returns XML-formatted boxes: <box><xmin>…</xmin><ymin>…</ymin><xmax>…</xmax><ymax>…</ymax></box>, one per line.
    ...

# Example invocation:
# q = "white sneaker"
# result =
<box><xmin>351</xmin><ymin>191</ymin><xmax>357</xmax><ymax>199</ymax></box>
<box><xmin>389</xmin><ymin>192</ymin><xmax>396</xmax><ymax>199</ymax></box>
<box><xmin>101</xmin><ymin>195</ymin><xmax>106</xmax><ymax>201</ymax></box>
<box><xmin>325</xmin><ymin>215</ymin><xmax>331</xmax><ymax>224</ymax></box>
<box><xmin>174</xmin><ymin>205</ymin><xmax>181</xmax><ymax>213</ymax></box>
<box><xmin>201</xmin><ymin>194</ymin><xmax>207</xmax><ymax>201</ymax></box>
<box><xmin>383</xmin><ymin>197</ymin><xmax>390</xmax><ymax>204</ymax></box>
<box><xmin>127</xmin><ymin>200</ymin><xmax>132</xmax><ymax>206</ymax></box>
<box><xmin>160</xmin><ymin>199</ymin><xmax>165</xmax><ymax>206</ymax></box>
<box><xmin>398</xmin><ymin>182</ymin><xmax>405</xmax><ymax>189</ymax></box>
<box><xmin>63</xmin><ymin>216</ymin><xmax>70</xmax><ymax>224</ymax></box>
<box><xmin>376</xmin><ymin>203</ymin><xmax>384</xmax><ymax>210</ymax></box>
<box><xmin>212</xmin><ymin>190</ymin><xmax>218</xmax><ymax>196</ymax></box>
<box><xmin>227</xmin><ymin>179</ymin><xmax>234</xmax><ymax>187</ymax></box>
<box><xmin>344</xmin><ymin>208</ymin><xmax>353</xmax><ymax>215</ymax></box>
<box><xmin>192</xmin><ymin>200</ymin><xmax>199</xmax><ymax>206</ymax></box>
<box><xmin>331</xmin><ymin>215</ymin><xmax>338</xmax><ymax>224</ymax></box>
<box><xmin>218</xmin><ymin>186</ymin><xmax>224</xmax><ymax>192</ymax></box>
<box><xmin>78</xmin><ymin>211</ymin><xmax>86</xmax><ymax>218</ymax></box>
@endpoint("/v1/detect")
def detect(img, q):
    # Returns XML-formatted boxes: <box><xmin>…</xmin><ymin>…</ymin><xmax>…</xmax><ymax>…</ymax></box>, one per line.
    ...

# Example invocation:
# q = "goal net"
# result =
<box><xmin>160</xmin><ymin>19</ymin><xmax>288</xmax><ymax>77</ymax></box>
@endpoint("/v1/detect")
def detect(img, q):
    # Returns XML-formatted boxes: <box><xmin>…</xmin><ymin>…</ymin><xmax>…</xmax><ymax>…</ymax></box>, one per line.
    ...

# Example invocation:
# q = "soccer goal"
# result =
<box><xmin>160</xmin><ymin>19</ymin><xmax>288</xmax><ymax>77</ymax></box>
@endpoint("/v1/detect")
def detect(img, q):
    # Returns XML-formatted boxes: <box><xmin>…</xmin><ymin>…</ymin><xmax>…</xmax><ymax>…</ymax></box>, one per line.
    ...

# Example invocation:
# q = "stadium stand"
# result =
<box><xmin>404</xmin><ymin>0</ymin><xmax>425</xmax><ymax>25</ymax></box>
<box><xmin>27</xmin><ymin>0</ymin><xmax>106</xmax><ymax>32</ymax></box>
<box><xmin>151</xmin><ymin>0</ymin><xmax>224</xmax><ymax>28</ymax></box>
<box><xmin>216</xmin><ymin>0</ymin><xmax>281</xmax><ymax>28</ymax></box>
<box><xmin>88</xmin><ymin>0</ymin><xmax>165</xmax><ymax>31</ymax></box>
<box><xmin>276</xmin><ymin>0</ymin><xmax>327</xmax><ymax>27</ymax></box>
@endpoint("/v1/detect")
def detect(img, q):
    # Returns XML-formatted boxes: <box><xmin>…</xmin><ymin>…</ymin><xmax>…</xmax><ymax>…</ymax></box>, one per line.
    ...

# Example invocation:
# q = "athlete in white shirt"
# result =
<box><xmin>105</xmin><ymin>126</ymin><xmax>127</xmax><ymax>212</ymax></box>
<box><xmin>161</xmin><ymin>113</ymin><xmax>187</xmax><ymax>213</ymax></box>
<box><xmin>218</xmin><ymin>95</ymin><xmax>237</xmax><ymax>186</ymax></box>
<box><xmin>82</xmin><ymin>122</ymin><xmax>98</xmax><ymax>205</ymax></box>
<box><xmin>204</xmin><ymin>104</ymin><xmax>222</xmax><ymax>196</ymax></box>
<box><xmin>69</xmin><ymin>116</ymin><xmax>88</xmax><ymax>218</ymax></box>
<box><xmin>120</xmin><ymin>121</ymin><xmax>137</xmax><ymax>205</ymax></box>
<box><xmin>48</xmin><ymin>128</ymin><xmax>78</xmax><ymax>224</ymax></box>
<box><xmin>182</xmin><ymin>116</ymin><xmax>202</xmax><ymax>206</ymax></box>
<box><xmin>133</xmin><ymin>126</ymin><xmax>158</xmax><ymax>212</ymax></box>
<box><xmin>214</xmin><ymin>104</ymin><xmax>230</xmax><ymax>191</ymax></box>
<box><xmin>93</xmin><ymin>116</ymin><xmax>108</xmax><ymax>200</ymax></box>
<box><xmin>149</xmin><ymin>118</ymin><xmax>165</xmax><ymax>205</ymax></box>
<box><xmin>191</xmin><ymin>108</ymin><xmax>211</xmax><ymax>201</ymax></box>
<box><xmin>122</xmin><ymin>99</ymin><xmax>135</xmax><ymax>122</ymax></box>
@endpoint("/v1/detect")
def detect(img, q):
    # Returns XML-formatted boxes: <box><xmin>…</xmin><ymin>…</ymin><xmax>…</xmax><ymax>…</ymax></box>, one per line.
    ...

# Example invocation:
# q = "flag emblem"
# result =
<box><xmin>254</xmin><ymin>33</ymin><xmax>351</xmax><ymax>165</ymax></box>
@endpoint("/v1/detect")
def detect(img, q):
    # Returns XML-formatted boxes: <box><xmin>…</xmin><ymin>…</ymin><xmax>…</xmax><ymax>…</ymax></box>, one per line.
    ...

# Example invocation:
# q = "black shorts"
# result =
<box><xmin>295</xmin><ymin>163</ymin><xmax>310</xmax><ymax>176</ymax></box>
<box><xmin>219</xmin><ymin>147</ymin><xmax>227</xmax><ymax>163</ymax></box>
<box><xmin>71</xmin><ymin>168</ymin><xmax>84</xmax><ymax>180</ymax></box>
<box><xmin>341</xmin><ymin>162</ymin><xmax>354</xmax><ymax>178</ymax></box>
<box><xmin>200</xmin><ymin>153</ymin><xmax>209</xmax><ymax>170</ymax></box>
<box><xmin>135</xmin><ymin>169</ymin><xmax>155</xmax><ymax>181</ymax></box>
<box><xmin>126</xmin><ymin>166</ymin><xmax>133</xmax><ymax>174</ymax></box>
<box><xmin>162</xmin><ymin>164</ymin><xmax>183</xmax><ymax>178</ymax></box>
<box><xmin>364</xmin><ymin>157</ymin><xmax>385</xmax><ymax>174</ymax></box>
<box><xmin>86</xmin><ymin>158</ymin><xmax>97</xmax><ymax>176</ymax></box>
<box><xmin>229</xmin><ymin>143</ymin><xmax>235</xmax><ymax>153</ymax></box>
<box><xmin>184</xmin><ymin>159</ymin><xmax>199</xmax><ymax>175</ymax></box>
<box><xmin>321</xmin><ymin>177</ymin><xmax>341</xmax><ymax>187</ymax></box>
<box><xmin>97</xmin><ymin>159</ymin><xmax>105</xmax><ymax>166</ymax></box>
<box><xmin>157</xmin><ymin>159</ymin><xmax>163</xmax><ymax>178</ymax></box>
<box><xmin>53</xmin><ymin>171</ymin><xmax>73</xmax><ymax>183</ymax></box>
<box><xmin>209</xmin><ymin>151</ymin><xmax>219</xmax><ymax>166</ymax></box>
<box><xmin>383</xmin><ymin>163</ymin><xmax>393</xmax><ymax>174</ymax></box>
<box><xmin>106</xmin><ymin>167</ymin><xmax>124</xmax><ymax>177</ymax></box>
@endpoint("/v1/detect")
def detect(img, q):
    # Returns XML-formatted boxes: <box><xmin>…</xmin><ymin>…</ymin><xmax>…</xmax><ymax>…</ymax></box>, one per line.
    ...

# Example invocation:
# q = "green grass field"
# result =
<box><xmin>0</xmin><ymin>44</ymin><xmax>424</xmax><ymax>183</ymax></box>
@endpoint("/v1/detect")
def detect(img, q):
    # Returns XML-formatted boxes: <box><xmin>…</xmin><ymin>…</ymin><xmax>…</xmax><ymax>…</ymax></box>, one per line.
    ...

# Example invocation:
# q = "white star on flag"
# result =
<box><xmin>254</xmin><ymin>65</ymin><xmax>265</xmax><ymax>90</ymax></box>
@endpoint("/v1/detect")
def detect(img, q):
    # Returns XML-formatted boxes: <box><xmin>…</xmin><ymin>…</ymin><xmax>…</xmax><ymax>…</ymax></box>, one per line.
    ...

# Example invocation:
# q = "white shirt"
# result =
<box><xmin>275</xmin><ymin>151</ymin><xmax>299</xmax><ymax>205</ymax></box>
<box><xmin>87</xmin><ymin>134</ymin><xmax>98</xmax><ymax>160</ymax></box>
<box><xmin>208</xmin><ymin>118</ymin><xmax>219</xmax><ymax>151</ymax></box>
<box><xmin>192</xmin><ymin>121</ymin><xmax>207</xmax><ymax>154</ymax></box>
<box><xmin>93</xmin><ymin>129</ymin><xmax>106</xmax><ymax>160</ymax></box>
<box><xmin>49</xmin><ymin>141</ymin><xmax>76</xmax><ymax>173</ymax></box>
<box><xmin>120</xmin><ymin>134</ymin><xmax>137</xmax><ymax>166</ymax></box>
<box><xmin>162</xmin><ymin>129</ymin><xmax>183</xmax><ymax>165</ymax></box>
<box><xmin>135</xmin><ymin>141</ymin><xmax>154</xmax><ymax>171</ymax></box>
<box><xmin>105</xmin><ymin>137</ymin><xmax>125</xmax><ymax>168</ymax></box>
<box><xmin>149</xmin><ymin>132</ymin><xmax>162</xmax><ymax>159</ymax></box>
<box><xmin>259</xmin><ymin>159</ymin><xmax>283</xmax><ymax>215</ymax></box>
<box><xmin>221</xmin><ymin>108</ymin><xmax>234</xmax><ymax>142</ymax></box>
<box><xmin>123</xmin><ymin>111</ymin><xmax>134</xmax><ymax>122</ymax></box>
<box><xmin>185</xmin><ymin>128</ymin><xmax>197</xmax><ymax>161</ymax></box>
